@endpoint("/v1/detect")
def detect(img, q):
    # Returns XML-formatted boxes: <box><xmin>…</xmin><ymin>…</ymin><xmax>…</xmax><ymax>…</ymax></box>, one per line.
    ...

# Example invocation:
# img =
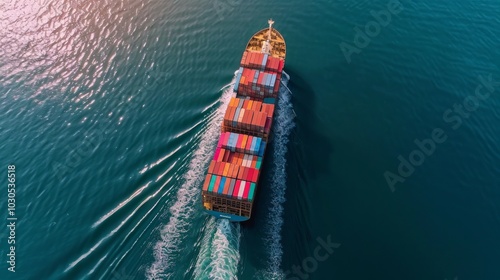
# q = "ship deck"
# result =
<box><xmin>245</xmin><ymin>28</ymin><xmax>286</xmax><ymax>60</ymax></box>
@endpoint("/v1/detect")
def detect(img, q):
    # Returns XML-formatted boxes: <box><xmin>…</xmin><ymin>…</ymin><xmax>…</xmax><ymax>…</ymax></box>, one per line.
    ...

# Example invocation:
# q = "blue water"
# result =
<box><xmin>1</xmin><ymin>0</ymin><xmax>499</xmax><ymax>279</ymax></box>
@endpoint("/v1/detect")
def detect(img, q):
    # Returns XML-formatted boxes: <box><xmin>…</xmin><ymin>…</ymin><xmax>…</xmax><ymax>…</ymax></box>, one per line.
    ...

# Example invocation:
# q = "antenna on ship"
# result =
<box><xmin>267</xmin><ymin>19</ymin><xmax>274</xmax><ymax>42</ymax></box>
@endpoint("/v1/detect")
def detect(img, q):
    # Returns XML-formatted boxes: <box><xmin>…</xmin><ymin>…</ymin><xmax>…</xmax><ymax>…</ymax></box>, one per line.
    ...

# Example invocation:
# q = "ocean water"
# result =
<box><xmin>1</xmin><ymin>0</ymin><xmax>499</xmax><ymax>279</ymax></box>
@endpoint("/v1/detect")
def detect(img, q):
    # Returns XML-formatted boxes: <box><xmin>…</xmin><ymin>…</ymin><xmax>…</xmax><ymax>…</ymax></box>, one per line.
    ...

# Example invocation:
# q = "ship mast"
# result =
<box><xmin>267</xmin><ymin>19</ymin><xmax>274</xmax><ymax>41</ymax></box>
<box><xmin>261</xmin><ymin>19</ymin><xmax>274</xmax><ymax>55</ymax></box>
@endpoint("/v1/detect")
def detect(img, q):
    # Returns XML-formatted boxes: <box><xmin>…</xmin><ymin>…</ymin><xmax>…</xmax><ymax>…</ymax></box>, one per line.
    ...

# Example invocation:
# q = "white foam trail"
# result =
<box><xmin>146</xmin><ymin>77</ymin><xmax>235</xmax><ymax>279</ymax></box>
<box><xmin>194</xmin><ymin>218</ymin><xmax>241</xmax><ymax>280</ymax></box>
<box><xmin>264</xmin><ymin>73</ymin><xmax>295</xmax><ymax>279</ymax></box>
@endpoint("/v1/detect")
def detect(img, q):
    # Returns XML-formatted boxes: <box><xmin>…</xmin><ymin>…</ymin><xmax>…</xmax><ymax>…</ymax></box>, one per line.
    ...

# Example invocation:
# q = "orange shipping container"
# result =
<box><xmin>227</xmin><ymin>164</ymin><xmax>233</xmax><ymax>178</ymax></box>
<box><xmin>241</xmin><ymin>135</ymin><xmax>248</xmax><ymax>150</ymax></box>
<box><xmin>223</xmin><ymin>178</ymin><xmax>231</xmax><ymax>195</ymax></box>
<box><xmin>253</xmin><ymin>113</ymin><xmax>261</xmax><ymax>130</ymax></box>
<box><xmin>231</xmin><ymin>164</ymin><xmax>238</xmax><ymax>178</ymax></box>
<box><xmin>223</xmin><ymin>162</ymin><xmax>230</xmax><ymax>176</ymax></box>
<box><xmin>247</xmin><ymin>100</ymin><xmax>254</xmax><ymax>110</ymax></box>
<box><xmin>208</xmin><ymin>161</ymin><xmax>215</xmax><ymax>174</ymax></box>
<box><xmin>245</xmin><ymin>110</ymin><xmax>253</xmax><ymax>130</ymax></box>
<box><xmin>221</xmin><ymin>149</ymin><xmax>227</xmax><ymax>162</ymax></box>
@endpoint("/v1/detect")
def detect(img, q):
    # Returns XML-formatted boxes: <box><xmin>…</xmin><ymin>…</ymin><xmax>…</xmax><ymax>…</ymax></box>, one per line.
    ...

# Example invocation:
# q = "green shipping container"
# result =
<box><xmin>208</xmin><ymin>175</ymin><xmax>217</xmax><ymax>192</ymax></box>
<box><xmin>248</xmin><ymin>183</ymin><xmax>256</xmax><ymax>201</ymax></box>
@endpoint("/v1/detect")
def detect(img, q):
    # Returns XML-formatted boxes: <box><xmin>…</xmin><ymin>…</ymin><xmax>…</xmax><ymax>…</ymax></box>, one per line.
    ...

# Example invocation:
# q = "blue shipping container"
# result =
<box><xmin>219</xmin><ymin>177</ymin><xmax>226</xmax><ymax>194</ymax></box>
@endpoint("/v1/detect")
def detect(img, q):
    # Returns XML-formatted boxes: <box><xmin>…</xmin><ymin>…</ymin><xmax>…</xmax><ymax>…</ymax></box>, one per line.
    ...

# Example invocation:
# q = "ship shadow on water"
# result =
<box><xmin>237</xmin><ymin>67</ymin><xmax>335</xmax><ymax>279</ymax></box>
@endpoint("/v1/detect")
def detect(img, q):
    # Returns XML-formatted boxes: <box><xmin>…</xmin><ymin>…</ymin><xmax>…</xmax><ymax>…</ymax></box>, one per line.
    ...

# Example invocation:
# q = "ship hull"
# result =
<box><xmin>201</xmin><ymin>20</ymin><xmax>286</xmax><ymax>222</ymax></box>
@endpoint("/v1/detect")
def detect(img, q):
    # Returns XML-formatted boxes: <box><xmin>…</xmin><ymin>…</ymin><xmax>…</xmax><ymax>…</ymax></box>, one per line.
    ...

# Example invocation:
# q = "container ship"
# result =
<box><xmin>201</xmin><ymin>19</ymin><xmax>286</xmax><ymax>222</ymax></box>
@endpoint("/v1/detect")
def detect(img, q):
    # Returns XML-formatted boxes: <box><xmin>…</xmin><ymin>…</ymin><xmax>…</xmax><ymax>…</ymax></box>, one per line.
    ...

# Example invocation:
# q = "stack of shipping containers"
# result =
<box><xmin>202</xmin><ymin>50</ymin><xmax>285</xmax><ymax>219</ymax></box>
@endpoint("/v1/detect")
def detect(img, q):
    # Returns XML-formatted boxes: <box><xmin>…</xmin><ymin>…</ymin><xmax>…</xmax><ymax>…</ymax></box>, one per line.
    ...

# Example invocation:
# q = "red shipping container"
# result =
<box><xmin>250</xmin><ymin>101</ymin><xmax>256</xmax><ymax>112</ymax></box>
<box><xmin>267</xmin><ymin>58</ymin><xmax>274</xmax><ymax>71</ymax></box>
<box><xmin>213</xmin><ymin>147</ymin><xmax>220</xmax><ymax>161</ymax></box>
<box><xmin>247</xmin><ymin>111</ymin><xmax>254</xmax><ymax>130</ymax></box>
<box><xmin>243</xmin><ymin>181</ymin><xmax>251</xmax><ymax>200</ymax></box>
<box><xmin>257</xmin><ymin>113</ymin><xmax>263</xmax><ymax>130</ymax></box>
<box><xmin>247</xmin><ymin>168</ymin><xmax>254</xmax><ymax>182</ymax></box>
<box><xmin>214</xmin><ymin>162</ymin><xmax>220</xmax><ymax>175</ymax></box>
<box><xmin>270</xmin><ymin>57</ymin><xmax>276</xmax><ymax>70</ymax></box>
<box><xmin>224</xmin><ymin>132</ymin><xmax>230</xmax><ymax>145</ymax></box>
<box><xmin>245</xmin><ymin>136</ymin><xmax>252</xmax><ymax>150</ymax></box>
<box><xmin>202</xmin><ymin>174</ymin><xmax>211</xmax><ymax>191</ymax></box>
<box><xmin>227</xmin><ymin>107</ymin><xmax>234</xmax><ymax>127</ymax></box>
<box><xmin>235</xmin><ymin>133</ymin><xmax>241</xmax><ymax>151</ymax></box>
<box><xmin>220</xmin><ymin>133</ymin><xmax>226</xmax><ymax>147</ymax></box>
<box><xmin>250</xmin><ymin>113</ymin><xmax>256</xmax><ymax>130</ymax></box>
<box><xmin>214</xmin><ymin>176</ymin><xmax>221</xmax><ymax>193</ymax></box>
<box><xmin>242</xmin><ymin>166</ymin><xmax>248</xmax><ymax>180</ymax></box>
<box><xmin>232</xmin><ymin>180</ymin><xmax>241</xmax><ymax>198</ymax></box>
<box><xmin>247</xmin><ymin>110</ymin><xmax>254</xmax><ymax>130</ymax></box>
<box><xmin>223</xmin><ymin>149</ymin><xmax>230</xmax><ymax>162</ymax></box>
<box><xmin>224</xmin><ymin>108</ymin><xmax>231</xmax><ymax>125</ymax></box>
<box><xmin>243</xmin><ymin>167</ymin><xmax>249</xmax><ymax>181</ymax></box>
<box><xmin>219</xmin><ymin>162</ymin><xmax>226</xmax><ymax>176</ymax></box>
<box><xmin>253</xmin><ymin>168</ymin><xmax>259</xmax><ymax>182</ymax></box>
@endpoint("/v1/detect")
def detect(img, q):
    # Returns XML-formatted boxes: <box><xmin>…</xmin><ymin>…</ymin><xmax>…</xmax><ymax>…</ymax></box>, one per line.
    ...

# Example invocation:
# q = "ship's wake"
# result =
<box><xmin>193</xmin><ymin>218</ymin><xmax>241</xmax><ymax>280</ymax></box>
<box><xmin>263</xmin><ymin>72</ymin><xmax>295</xmax><ymax>279</ymax></box>
<box><xmin>146</xmin><ymin>77</ymin><xmax>235</xmax><ymax>279</ymax></box>
<box><xmin>146</xmin><ymin>71</ymin><xmax>294</xmax><ymax>280</ymax></box>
